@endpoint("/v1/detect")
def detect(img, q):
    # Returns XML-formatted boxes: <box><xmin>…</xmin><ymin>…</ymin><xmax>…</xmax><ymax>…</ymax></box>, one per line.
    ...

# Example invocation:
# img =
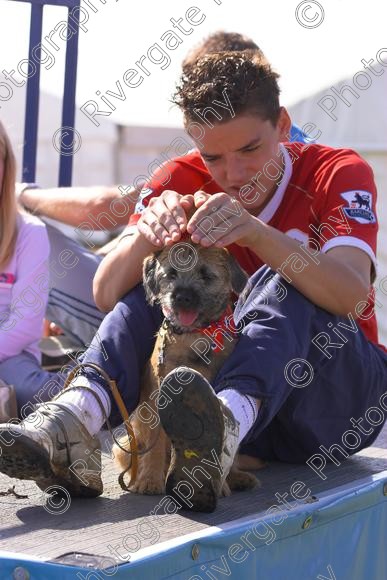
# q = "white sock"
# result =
<box><xmin>217</xmin><ymin>389</ymin><xmax>260</xmax><ymax>444</ymax></box>
<box><xmin>52</xmin><ymin>376</ymin><xmax>112</xmax><ymax>436</ymax></box>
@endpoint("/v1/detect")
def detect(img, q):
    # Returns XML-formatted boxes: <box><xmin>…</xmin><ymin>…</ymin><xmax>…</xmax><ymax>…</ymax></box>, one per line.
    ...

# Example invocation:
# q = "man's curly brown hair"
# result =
<box><xmin>173</xmin><ymin>51</ymin><xmax>281</xmax><ymax>128</ymax></box>
<box><xmin>182</xmin><ymin>31</ymin><xmax>262</xmax><ymax>74</ymax></box>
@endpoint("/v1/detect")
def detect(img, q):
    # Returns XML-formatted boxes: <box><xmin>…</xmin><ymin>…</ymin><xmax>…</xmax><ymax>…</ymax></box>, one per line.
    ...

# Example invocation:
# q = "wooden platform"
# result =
<box><xmin>0</xmin><ymin>423</ymin><xmax>386</xmax><ymax>568</ymax></box>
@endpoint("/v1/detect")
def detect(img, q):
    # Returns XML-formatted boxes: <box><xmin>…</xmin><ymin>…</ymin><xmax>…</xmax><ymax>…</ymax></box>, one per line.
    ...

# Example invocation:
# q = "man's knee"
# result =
<box><xmin>118</xmin><ymin>284</ymin><xmax>163</xmax><ymax>328</ymax></box>
<box><xmin>240</xmin><ymin>269</ymin><xmax>311</xmax><ymax>313</ymax></box>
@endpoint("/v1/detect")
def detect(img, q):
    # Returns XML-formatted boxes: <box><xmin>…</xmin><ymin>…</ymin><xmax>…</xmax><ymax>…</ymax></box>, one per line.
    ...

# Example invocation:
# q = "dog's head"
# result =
<box><xmin>143</xmin><ymin>241</ymin><xmax>247</xmax><ymax>332</ymax></box>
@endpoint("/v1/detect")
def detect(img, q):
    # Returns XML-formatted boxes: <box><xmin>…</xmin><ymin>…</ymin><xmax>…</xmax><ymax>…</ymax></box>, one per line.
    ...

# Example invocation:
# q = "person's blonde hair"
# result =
<box><xmin>0</xmin><ymin>120</ymin><xmax>18</xmax><ymax>271</ymax></box>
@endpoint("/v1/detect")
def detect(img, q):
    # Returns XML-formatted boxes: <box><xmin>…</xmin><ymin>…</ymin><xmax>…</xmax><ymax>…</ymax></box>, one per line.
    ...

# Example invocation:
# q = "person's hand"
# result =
<box><xmin>137</xmin><ymin>191</ymin><xmax>195</xmax><ymax>247</ymax></box>
<box><xmin>43</xmin><ymin>319</ymin><xmax>64</xmax><ymax>337</ymax></box>
<box><xmin>187</xmin><ymin>191</ymin><xmax>260</xmax><ymax>248</ymax></box>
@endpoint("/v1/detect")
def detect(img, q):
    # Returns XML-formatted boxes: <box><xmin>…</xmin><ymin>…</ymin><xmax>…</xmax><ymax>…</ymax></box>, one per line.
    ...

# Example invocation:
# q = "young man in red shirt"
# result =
<box><xmin>1</xmin><ymin>51</ymin><xmax>386</xmax><ymax>513</ymax></box>
<box><xmin>15</xmin><ymin>32</ymin><xmax>309</xmax><ymax>349</ymax></box>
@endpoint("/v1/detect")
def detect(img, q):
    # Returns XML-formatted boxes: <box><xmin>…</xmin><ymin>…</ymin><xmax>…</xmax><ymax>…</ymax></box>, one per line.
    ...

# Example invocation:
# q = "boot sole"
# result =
<box><xmin>0</xmin><ymin>434</ymin><xmax>101</xmax><ymax>498</ymax></box>
<box><xmin>158</xmin><ymin>368</ymin><xmax>225</xmax><ymax>512</ymax></box>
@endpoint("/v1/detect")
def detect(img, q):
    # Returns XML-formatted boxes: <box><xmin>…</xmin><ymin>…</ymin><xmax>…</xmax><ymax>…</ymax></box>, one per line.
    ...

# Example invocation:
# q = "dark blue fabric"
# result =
<box><xmin>79</xmin><ymin>267</ymin><xmax>387</xmax><ymax>463</ymax></box>
<box><xmin>215</xmin><ymin>266</ymin><xmax>387</xmax><ymax>461</ymax></box>
<box><xmin>79</xmin><ymin>283</ymin><xmax>163</xmax><ymax>419</ymax></box>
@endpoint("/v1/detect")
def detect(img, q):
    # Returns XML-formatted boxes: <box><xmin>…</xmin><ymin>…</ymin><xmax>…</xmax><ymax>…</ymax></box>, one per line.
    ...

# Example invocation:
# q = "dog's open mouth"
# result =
<box><xmin>162</xmin><ymin>306</ymin><xmax>200</xmax><ymax>328</ymax></box>
<box><xmin>177</xmin><ymin>309</ymin><xmax>199</xmax><ymax>327</ymax></box>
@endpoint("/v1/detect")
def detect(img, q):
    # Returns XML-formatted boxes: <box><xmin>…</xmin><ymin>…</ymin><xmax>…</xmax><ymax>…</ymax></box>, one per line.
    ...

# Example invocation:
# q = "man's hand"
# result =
<box><xmin>187</xmin><ymin>191</ymin><xmax>259</xmax><ymax>248</ymax></box>
<box><xmin>137</xmin><ymin>191</ymin><xmax>195</xmax><ymax>246</ymax></box>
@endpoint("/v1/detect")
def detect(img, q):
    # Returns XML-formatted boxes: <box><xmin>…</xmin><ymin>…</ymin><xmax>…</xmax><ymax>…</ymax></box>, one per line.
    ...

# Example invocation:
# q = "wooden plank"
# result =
<box><xmin>0</xmin><ymin>424</ymin><xmax>386</xmax><ymax>564</ymax></box>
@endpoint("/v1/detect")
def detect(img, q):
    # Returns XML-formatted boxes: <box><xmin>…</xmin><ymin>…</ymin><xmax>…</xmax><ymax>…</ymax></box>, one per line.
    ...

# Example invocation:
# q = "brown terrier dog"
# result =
<box><xmin>113</xmin><ymin>241</ymin><xmax>260</xmax><ymax>497</ymax></box>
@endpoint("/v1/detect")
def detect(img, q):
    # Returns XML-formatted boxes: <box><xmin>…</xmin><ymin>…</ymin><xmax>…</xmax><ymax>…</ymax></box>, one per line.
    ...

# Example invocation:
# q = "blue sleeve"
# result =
<box><xmin>290</xmin><ymin>124</ymin><xmax>317</xmax><ymax>144</ymax></box>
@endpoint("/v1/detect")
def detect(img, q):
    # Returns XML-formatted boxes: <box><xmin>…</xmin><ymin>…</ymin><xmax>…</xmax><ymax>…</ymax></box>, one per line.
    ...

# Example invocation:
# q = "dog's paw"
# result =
<box><xmin>226</xmin><ymin>469</ymin><xmax>259</xmax><ymax>491</ymax></box>
<box><xmin>129</xmin><ymin>471</ymin><xmax>165</xmax><ymax>495</ymax></box>
<box><xmin>235</xmin><ymin>454</ymin><xmax>267</xmax><ymax>471</ymax></box>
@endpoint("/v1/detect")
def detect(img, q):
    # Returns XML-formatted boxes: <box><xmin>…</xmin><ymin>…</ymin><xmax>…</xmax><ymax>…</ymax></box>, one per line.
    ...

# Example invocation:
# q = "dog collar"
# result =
<box><xmin>195</xmin><ymin>306</ymin><xmax>233</xmax><ymax>353</ymax></box>
<box><xmin>161</xmin><ymin>306</ymin><xmax>234</xmax><ymax>353</ymax></box>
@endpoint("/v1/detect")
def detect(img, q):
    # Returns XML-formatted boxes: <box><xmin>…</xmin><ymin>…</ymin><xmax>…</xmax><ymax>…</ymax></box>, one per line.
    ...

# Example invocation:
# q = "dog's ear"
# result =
<box><xmin>227</xmin><ymin>253</ymin><xmax>248</xmax><ymax>294</ymax></box>
<box><xmin>143</xmin><ymin>253</ymin><xmax>161</xmax><ymax>304</ymax></box>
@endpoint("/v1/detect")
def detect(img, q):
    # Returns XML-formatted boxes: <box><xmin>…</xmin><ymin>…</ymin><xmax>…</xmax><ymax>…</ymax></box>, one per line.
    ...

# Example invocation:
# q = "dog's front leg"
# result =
<box><xmin>128</xmin><ymin>365</ymin><xmax>170</xmax><ymax>496</ymax></box>
<box><xmin>131</xmin><ymin>423</ymin><xmax>169</xmax><ymax>495</ymax></box>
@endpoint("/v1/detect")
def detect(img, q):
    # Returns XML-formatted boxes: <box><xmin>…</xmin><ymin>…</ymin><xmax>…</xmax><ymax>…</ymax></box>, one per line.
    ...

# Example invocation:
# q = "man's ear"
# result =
<box><xmin>142</xmin><ymin>253</ymin><xmax>161</xmax><ymax>304</ymax></box>
<box><xmin>277</xmin><ymin>107</ymin><xmax>292</xmax><ymax>142</ymax></box>
<box><xmin>227</xmin><ymin>253</ymin><xmax>248</xmax><ymax>294</ymax></box>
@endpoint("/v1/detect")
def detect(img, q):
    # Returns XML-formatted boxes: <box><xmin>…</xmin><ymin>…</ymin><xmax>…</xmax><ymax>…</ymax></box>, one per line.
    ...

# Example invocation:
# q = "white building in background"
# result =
<box><xmin>1</xmin><ymin>76</ymin><xmax>186</xmax><ymax>244</ymax></box>
<box><xmin>2</xmin><ymin>72</ymin><xmax>386</xmax><ymax>345</ymax></box>
<box><xmin>1</xmin><ymin>76</ymin><xmax>186</xmax><ymax>190</ymax></box>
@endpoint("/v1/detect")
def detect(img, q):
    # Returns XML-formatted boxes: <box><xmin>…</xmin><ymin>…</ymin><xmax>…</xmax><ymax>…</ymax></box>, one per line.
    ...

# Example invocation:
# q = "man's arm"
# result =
<box><xmin>18</xmin><ymin>185</ymin><xmax>138</xmax><ymax>228</ymax></box>
<box><xmin>94</xmin><ymin>231</ymin><xmax>128</xmax><ymax>256</ymax></box>
<box><xmin>94</xmin><ymin>191</ymin><xmax>195</xmax><ymax>311</ymax></box>
<box><xmin>93</xmin><ymin>229</ymin><xmax>157</xmax><ymax>312</ymax></box>
<box><xmin>187</xmin><ymin>192</ymin><xmax>372</xmax><ymax>316</ymax></box>
<box><xmin>244</xmin><ymin>221</ymin><xmax>371</xmax><ymax>315</ymax></box>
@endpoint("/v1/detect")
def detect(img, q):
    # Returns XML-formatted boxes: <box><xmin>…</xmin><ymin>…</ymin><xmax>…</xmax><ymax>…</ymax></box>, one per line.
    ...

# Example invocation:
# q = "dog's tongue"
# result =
<box><xmin>178</xmin><ymin>310</ymin><xmax>199</xmax><ymax>327</ymax></box>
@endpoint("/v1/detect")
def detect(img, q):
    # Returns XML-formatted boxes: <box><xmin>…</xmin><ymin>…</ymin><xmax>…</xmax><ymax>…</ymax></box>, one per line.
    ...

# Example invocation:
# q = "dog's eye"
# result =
<box><xmin>199</xmin><ymin>266</ymin><xmax>214</xmax><ymax>281</ymax></box>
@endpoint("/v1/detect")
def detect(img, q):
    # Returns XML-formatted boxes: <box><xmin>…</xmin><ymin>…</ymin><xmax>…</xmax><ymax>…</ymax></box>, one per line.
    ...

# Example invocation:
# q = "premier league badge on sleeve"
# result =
<box><xmin>134</xmin><ymin>187</ymin><xmax>154</xmax><ymax>214</ymax></box>
<box><xmin>340</xmin><ymin>190</ymin><xmax>376</xmax><ymax>224</ymax></box>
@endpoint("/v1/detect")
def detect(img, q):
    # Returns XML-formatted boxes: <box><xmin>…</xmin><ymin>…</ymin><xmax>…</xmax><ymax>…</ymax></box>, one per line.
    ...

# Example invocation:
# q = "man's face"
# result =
<box><xmin>190</xmin><ymin>110</ymin><xmax>290</xmax><ymax>214</ymax></box>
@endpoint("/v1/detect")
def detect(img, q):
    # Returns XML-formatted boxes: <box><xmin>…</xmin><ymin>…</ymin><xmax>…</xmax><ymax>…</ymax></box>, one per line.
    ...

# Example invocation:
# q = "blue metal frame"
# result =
<box><xmin>9</xmin><ymin>0</ymin><xmax>80</xmax><ymax>186</ymax></box>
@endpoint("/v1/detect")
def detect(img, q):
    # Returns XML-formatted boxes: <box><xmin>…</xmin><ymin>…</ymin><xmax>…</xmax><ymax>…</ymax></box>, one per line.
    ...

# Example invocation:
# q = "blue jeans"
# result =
<box><xmin>79</xmin><ymin>266</ymin><xmax>387</xmax><ymax>462</ymax></box>
<box><xmin>0</xmin><ymin>351</ymin><xmax>67</xmax><ymax>416</ymax></box>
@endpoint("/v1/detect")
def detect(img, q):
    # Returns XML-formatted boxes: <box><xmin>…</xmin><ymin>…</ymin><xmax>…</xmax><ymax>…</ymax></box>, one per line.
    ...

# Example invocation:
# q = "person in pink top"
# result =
<box><xmin>0</xmin><ymin>120</ymin><xmax>67</xmax><ymax>421</ymax></box>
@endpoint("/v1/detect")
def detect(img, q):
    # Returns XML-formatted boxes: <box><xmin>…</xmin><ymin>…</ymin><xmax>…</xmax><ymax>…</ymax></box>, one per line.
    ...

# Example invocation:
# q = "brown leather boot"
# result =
<box><xmin>158</xmin><ymin>367</ymin><xmax>240</xmax><ymax>513</ymax></box>
<box><xmin>0</xmin><ymin>400</ymin><xmax>103</xmax><ymax>497</ymax></box>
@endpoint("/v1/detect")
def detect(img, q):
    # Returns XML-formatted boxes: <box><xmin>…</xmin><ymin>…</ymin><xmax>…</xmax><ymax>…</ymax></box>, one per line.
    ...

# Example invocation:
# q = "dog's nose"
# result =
<box><xmin>173</xmin><ymin>288</ymin><xmax>199</xmax><ymax>309</ymax></box>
